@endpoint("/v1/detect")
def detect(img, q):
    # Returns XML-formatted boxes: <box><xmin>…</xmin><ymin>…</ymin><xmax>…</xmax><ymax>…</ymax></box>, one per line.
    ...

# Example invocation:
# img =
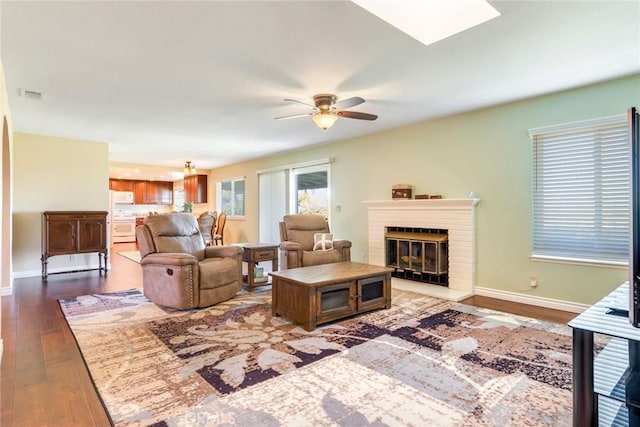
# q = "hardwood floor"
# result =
<box><xmin>2</xmin><ymin>242</ymin><xmax>141</xmax><ymax>427</ymax></box>
<box><xmin>1</xmin><ymin>247</ymin><xmax>577</xmax><ymax>426</ymax></box>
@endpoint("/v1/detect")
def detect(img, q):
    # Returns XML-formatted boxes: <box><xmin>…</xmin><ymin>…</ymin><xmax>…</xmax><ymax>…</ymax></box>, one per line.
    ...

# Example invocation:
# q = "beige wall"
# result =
<box><xmin>211</xmin><ymin>74</ymin><xmax>640</xmax><ymax>306</ymax></box>
<box><xmin>12</xmin><ymin>133</ymin><xmax>109</xmax><ymax>275</ymax></box>
<box><xmin>5</xmin><ymin>74</ymin><xmax>639</xmax><ymax>307</ymax></box>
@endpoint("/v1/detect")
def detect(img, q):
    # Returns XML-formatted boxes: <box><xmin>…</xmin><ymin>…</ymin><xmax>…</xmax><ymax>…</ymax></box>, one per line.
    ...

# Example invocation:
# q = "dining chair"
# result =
<box><xmin>213</xmin><ymin>212</ymin><xmax>226</xmax><ymax>245</ymax></box>
<box><xmin>197</xmin><ymin>211</ymin><xmax>216</xmax><ymax>246</ymax></box>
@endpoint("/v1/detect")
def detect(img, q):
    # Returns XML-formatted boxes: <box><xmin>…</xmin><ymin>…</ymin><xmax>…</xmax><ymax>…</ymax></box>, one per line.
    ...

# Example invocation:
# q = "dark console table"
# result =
<box><xmin>41</xmin><ymin>211</ymin><xmax>108</xmax><ymax>280</ymax></box>
<box><xmin>569</xmin><ymin>282</ymin><xmax>640</xmax><ymax>426</ymax></box>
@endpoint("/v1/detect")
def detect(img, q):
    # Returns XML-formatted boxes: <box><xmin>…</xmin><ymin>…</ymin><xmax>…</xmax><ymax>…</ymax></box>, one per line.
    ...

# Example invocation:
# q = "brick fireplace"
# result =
<box><xmin>363</xmin><ymin>198</ymin><xmax>479</xmax><ymax>300</ymax></box>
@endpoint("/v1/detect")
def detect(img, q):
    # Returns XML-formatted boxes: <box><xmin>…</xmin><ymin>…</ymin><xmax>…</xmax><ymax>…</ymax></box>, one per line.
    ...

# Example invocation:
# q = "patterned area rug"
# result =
<box><xmin>59</xmin><ymin>289</ymin><xmax>573</xmax><ymax>426</ymax></box>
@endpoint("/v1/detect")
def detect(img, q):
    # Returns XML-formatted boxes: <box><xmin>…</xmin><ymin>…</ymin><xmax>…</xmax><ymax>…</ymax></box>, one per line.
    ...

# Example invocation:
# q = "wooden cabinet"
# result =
<box><xmin>155</xmin><ymin>181</ymin><xmax>173</xmax><ymax>205</ymax></box>
<box><xmin>130</xmin><ymin>180</ymin><xmax>173</xmax><ymax>205</ymax></box>
<box><xmin>134</xmin><ymin>181</ymin><xmax>146</xmax><ymax>204</ymax></box>
<box><xmin>109</xmin><ymin>179</ymin><xmax>135</xmax><ymax>191</ymax></box>
<box><xmin>184</xmin><ymin>174</ymin><xmax>207</xmax><ymax>203</ymax></box>
<box><xmin>41</xmin><ymin>211</ymin><xmax>108</xmax><ymax>280</ymax></box>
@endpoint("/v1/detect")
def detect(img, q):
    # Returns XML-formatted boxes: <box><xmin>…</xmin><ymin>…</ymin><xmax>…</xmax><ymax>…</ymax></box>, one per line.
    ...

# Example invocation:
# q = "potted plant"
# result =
<box><xmin>182</xmin><ymin>202</ymin><xmax>193</xmax><ymax>213</ymax></box>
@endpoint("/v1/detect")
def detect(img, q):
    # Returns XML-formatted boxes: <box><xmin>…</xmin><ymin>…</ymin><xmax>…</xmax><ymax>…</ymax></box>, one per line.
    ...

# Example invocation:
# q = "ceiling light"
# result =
<box><xmin>352</xmin><ymin>0</ymin><xmax>500</xmax><ymax>46</ymax></box>
<box><xmin>184</xmin><ymin>161</ymin><xmax>197</xmax><ymax>175</ymax></box>
<box><xmin>312</xmin><ymin>113</ymin><xmax>338</xmax><ymax>130</ymax></box>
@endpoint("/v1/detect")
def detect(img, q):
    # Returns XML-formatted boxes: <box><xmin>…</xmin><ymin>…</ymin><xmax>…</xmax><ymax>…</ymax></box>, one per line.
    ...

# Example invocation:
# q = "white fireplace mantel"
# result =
<box><xmin>363</xmin><ymin>198</ymin><xmax>480</xmax><ymax>300</ymax></box>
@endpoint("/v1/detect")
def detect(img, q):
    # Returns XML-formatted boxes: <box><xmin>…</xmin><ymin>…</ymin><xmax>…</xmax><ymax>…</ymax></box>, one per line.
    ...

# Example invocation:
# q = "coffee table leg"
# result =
<box><xmin>271</xmin><ymin>278</ymin><xmax>278</xmax><ymax>316</ymax></box>
<box><xmin>302</xmin><ymin>321</ymin><xmax>316</xmax><ymax>332</ymax></box>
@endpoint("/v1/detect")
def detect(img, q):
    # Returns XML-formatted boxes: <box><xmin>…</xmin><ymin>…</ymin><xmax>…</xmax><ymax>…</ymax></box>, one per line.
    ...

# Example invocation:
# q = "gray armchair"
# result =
<box><xmin>279</xmin><ymin>214</ymin><xmax>351</xmax><ymax>270</ymax></box>
<box><xmin>136</xmin><ymin>213</ymin><xmax>243</xmax><ymax>309</ymax></box>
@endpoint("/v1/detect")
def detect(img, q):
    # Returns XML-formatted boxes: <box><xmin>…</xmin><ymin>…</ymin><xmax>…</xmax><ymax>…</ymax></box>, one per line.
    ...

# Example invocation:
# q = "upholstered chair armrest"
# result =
<box><xmin>204</xmin><ymin>245</ymin><xmax>243</xmax><ymax>259</ymax></box>
<box><xmin>140</xmin><ymin>252</ymin><xmax>199</xmax><ymax>266</ymax></box>
<box><xmin>333</xmin><ymin>239</ymin><xmax>351</xmax><ymax>262</ymax></box>
<box><xmin>280</xmin><ymin>241</ymin><xmax>304</xmax><ymax>251</ymax></box>
<box><xmin>333</xmin><ymin>239</ymin><xmax>352</xmax><ymax>250</ymax></box>
<box><xmin>279</xmin><ymin>241</ymin><xmax>303</xmax><ymax>270</ymax></box>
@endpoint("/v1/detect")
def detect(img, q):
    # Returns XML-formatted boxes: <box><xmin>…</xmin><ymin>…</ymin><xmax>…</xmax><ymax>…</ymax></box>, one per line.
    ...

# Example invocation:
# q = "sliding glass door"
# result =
<box><xmin>291</xmin><ymin>164</ymin><xmax>330</xmax><ymax>218</ymax></box>
<box><xmin>258</xmin><ymin>160</ymin><xmax>332</xmax><ymax>247</ymax></box>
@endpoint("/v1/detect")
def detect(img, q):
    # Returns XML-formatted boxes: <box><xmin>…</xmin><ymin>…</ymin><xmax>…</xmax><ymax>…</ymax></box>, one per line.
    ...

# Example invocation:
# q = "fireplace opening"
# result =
<box><xmin>385</xmin><ymin>226</ymin><xmax>448</xmax><ymax>286</ymax></box>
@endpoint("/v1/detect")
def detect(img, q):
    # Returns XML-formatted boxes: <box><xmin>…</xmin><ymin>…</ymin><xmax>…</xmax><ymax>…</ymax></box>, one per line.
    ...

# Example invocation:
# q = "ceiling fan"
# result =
<box><xmin>275</xmin><ymin>93</ymin><xmax>377</xmax><ymax>130</ymax></box>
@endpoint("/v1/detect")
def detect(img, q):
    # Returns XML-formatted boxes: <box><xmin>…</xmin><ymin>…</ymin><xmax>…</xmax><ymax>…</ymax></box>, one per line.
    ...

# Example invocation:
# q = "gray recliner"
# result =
<box><xmin>136</xmin><ymin>213</ymin><xmax>243</xmax><ymax>309</ymax></box>
<box><xmin>279</xmin><ymin>214</ymin><xmax>351</xmax><ymax>270</ymax></box>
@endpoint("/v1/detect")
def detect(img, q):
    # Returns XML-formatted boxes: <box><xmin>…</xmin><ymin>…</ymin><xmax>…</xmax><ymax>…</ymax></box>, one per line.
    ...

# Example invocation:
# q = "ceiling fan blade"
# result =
<box><xmin>335</xmin><ymin>96</ymin><xmax>365</xmax><ymax>109</ymax></box>
<box><xmin>274</xmin><ymin>113</ymin><xmax>313</xmax><ymax>120</ymax></box>
<box><xmin>337</xmin><ymin>110</ymin><xmax>378</xmax><ymax>121</ymax></box>
<box><xmin>283</xmin><ymin>98</ymin><xmax>315</xmax><ymax>109</ymax></box>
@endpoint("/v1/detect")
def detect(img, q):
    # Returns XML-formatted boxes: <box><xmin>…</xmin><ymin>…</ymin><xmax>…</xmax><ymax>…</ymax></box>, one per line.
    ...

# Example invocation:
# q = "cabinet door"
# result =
<box><xmin>158</xmin><ymin>181</ymin><xmax>173</xmax><ymax>205</ymax></box>
<box><xmin>184</xmin><ymin>174</ymin><xmax>207</xmax><ymax>203</ymax></box>
<box><xmin>78</xmin><ymin>218</ymin><xmax>106</xmax><ymax>252</ymax></box>
<box><xmin>110</xmin><ymin>179</ymin><xmax>135</xmax><ymax>191</ymax></box>
<box><xmin>134</xmin><ymin>181</ymin><xmax>146</xmax><ymax>204</ymax></box>
<box><xmin>316</xmin><ymin>281</ymin><xmax>357</xmax><ymax>322</ymax></box>
<box><xmin>145</xmin><ymin>181</ymin><xmax>158</xmax><ymax>204</ymax></box>
<box><xmin>47</xmin><ymin>220</ymin><xmax>77</xmax><ymax>254</ymax></box>
<box><xmin>358</xmin><ymin>275</ymin><xmax>387</xmax><ymax>311</ymax></box>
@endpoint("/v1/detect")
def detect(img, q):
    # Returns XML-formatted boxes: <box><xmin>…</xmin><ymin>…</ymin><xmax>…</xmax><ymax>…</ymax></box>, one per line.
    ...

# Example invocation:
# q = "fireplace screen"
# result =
<box><xmin>385</xmin><ymin>228</ymin><xmax>448</xmax><ymax>286</ymax></box>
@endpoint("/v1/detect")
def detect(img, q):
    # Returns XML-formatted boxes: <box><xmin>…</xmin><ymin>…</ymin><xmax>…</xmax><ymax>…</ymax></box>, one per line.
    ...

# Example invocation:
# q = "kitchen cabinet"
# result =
<box><xmin>184</xmin><ymin>174</ymin><xmax>207</xmax><ymax>203</ymax></box>
<box><xmin>130</xmin><ymin>180</ymin><xmax>173</xmax><ymax>205</ymax></box>
<box><xmin>109</xmin><ymin>179</ymin><xmax>135</xmax><ymax>191</ymax></box>
<box><xmin>41</xmin><ymin>211</ymin><xmax>108</xmax><ymax>280</ymax></box>
<box><xmin>154</xmin><ymin>181</ymin><xmax>173</xmax><ymax>204</ymax></box>
<box><xmin>134</xmin><ymin>181</ymin><xmax>147</xmax><ymax>204</ymax></box>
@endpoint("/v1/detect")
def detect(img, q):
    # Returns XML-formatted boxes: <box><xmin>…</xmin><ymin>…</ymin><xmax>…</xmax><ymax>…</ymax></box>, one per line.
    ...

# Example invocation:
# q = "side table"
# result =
<box><xmin>237</xmin><ymin>243</ymin><xmax>279</xmax><ymax>291</ymax></box>
<box><xmin>568</xmin><ymin>282</ymin><xmax>640</xmax><ymax>426</ymax></box>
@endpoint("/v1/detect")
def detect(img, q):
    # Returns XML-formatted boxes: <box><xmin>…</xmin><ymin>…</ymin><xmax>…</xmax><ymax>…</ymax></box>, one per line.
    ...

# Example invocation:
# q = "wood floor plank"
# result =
<box><xmin>1</xmin><ymin>242</ymin><xmax>579</xmax><ymax>425</ymax></box>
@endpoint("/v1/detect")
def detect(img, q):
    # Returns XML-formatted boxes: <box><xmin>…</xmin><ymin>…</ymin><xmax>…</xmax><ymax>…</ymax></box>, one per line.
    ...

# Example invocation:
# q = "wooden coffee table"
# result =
<box><xmin>270</xmin><ymin>261</ymin><xmax>393</xmax><ymax>331</ymax></box>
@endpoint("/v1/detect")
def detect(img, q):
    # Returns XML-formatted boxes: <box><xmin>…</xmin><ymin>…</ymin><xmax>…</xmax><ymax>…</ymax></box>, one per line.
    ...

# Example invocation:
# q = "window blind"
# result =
<box><xmin>531</xmin><ymin>115</ymin><xmax>629</xmax><ymax>264</ymax></box>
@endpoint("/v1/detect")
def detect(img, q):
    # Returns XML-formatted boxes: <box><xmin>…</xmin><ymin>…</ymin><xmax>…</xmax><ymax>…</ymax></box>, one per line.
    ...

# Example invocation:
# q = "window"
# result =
<box><xmin>174</xmin><ymin>188</ymin><xmax>185</xmax><ymax>212</ymax></box>
<box><xmin>291</xmin><ymin>164</ymin><xmax>330</xmax><ymax>217</ymax></box>
<box><xmin>530</xmin><ymin>115</ymin><xmax>628</xmax><ymax>265</ymax></box>
<box><xmin>216</xmin><ymin>177</ymin><xmax>245</xmax><ymax>217</ymax></box>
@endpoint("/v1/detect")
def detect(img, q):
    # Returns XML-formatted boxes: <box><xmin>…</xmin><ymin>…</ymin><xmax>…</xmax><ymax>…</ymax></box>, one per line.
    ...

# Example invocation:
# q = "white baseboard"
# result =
<box><xmin>474</xmin><ymin>286</ymin><xmax>589</xmax><ymax>314</ymax></box>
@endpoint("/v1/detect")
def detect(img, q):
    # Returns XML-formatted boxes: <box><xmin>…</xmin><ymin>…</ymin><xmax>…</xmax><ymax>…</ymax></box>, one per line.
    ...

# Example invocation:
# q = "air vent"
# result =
<box><xmin>18</xmin><ymin>88</ymin><xmax>44</xmax><ymax>100</ymax></box>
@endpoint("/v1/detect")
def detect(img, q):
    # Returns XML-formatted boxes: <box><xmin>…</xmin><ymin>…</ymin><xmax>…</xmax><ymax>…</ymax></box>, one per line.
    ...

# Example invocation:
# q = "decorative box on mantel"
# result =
<box><xmin>391</xmin><ymin>184</ymin><xmax>412</xmax><ymax>200</ymax></box>
<box><xmin>363</xmin><ymin>198</ymin><xmax>480</xmax><ymax>300</ymax></box>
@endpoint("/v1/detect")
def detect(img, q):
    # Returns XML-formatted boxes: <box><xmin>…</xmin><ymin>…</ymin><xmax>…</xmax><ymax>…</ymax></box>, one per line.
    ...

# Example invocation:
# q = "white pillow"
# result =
<box><xmin>313</xmin><ymin>233</ymin><xmax>334</xmax><ymax>251</ymax></box>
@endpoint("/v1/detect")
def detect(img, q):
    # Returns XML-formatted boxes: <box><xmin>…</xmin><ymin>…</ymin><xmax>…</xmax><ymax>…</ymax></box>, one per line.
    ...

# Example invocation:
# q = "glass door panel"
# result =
<box><xmin>410</xmin><ymin>241</ymin><xmax>422</xmax><ymax>271</ymax></box>
<box><xmin>386</xmin><ymin>239</ymin><xmax>399</xmax><ymax>267</ymax></box>
<box><xmin>399</xmin><ymin>240</ymin><xmax>410</xmax><ymax>270</ymax></box>
<box><xmin>291</xmin><ymin>164</ymin><xmax>329</xmax><ymax>218</ymax></box>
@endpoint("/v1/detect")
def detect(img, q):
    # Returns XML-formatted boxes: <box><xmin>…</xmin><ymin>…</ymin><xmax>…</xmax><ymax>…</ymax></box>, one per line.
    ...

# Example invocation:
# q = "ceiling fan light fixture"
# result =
<box><xmin>312</xmin><ymin>113</ymin><xmax>338</xmax><ymax>130</ymax></box>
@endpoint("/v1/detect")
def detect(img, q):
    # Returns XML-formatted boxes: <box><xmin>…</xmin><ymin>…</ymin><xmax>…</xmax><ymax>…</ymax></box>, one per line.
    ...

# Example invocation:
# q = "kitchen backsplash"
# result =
<box><xmin>113</xmin><ymin>204</ymin><xmax>174</xmax><ymax>217</ymax></box>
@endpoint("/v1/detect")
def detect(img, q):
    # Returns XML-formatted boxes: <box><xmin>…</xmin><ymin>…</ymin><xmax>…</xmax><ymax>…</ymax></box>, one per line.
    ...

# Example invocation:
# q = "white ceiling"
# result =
<box><xmin>2</xmin><ymin>1</ymin><xmax>639</xmax><ymax>180</ymax></box>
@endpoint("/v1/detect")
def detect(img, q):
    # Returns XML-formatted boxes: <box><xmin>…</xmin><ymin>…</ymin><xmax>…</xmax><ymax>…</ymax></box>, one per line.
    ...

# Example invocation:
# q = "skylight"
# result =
<box><xmin>352</xmin><ymin>0</ymin><xmax>501</xmax><ymax>46</ymax></box>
